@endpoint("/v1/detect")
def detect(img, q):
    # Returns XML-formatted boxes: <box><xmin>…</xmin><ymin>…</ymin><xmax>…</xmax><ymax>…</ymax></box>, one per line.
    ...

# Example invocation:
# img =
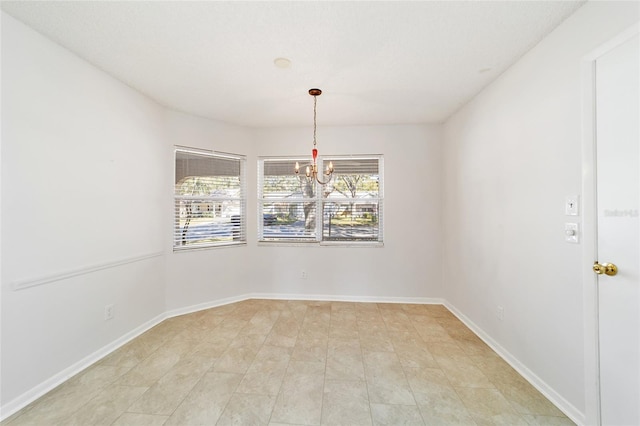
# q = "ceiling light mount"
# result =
<box><xmin>295</xmin><ymin>88</ymin><xmax>333</xmax><ymax>185</ymax></box>
<box><xmin>274</xmin><ymin>57</ymin><xmax>292</xmax><ymax>69</ymax></box>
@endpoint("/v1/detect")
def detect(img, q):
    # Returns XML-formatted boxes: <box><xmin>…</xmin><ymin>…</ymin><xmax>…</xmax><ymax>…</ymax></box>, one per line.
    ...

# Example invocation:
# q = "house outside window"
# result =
<box><xmin>174</xmin><ymin>147</ymin><xmax>246</xmax><ymax>250</ymax></box>
<box><xmin>258</xmin><ymin>155</ymin><xmax>383</xmax><ymax>244</ymax></box>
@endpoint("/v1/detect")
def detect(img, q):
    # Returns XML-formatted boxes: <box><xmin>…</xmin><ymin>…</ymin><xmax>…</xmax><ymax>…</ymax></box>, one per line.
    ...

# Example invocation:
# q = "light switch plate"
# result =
<box><xmin>565</xmin><ymin>223</ymin><xmax>579</xmax><ymax>243</ymax></box>
<box><xmin>565</xmin><ymin>195</ymin><xmax>579</xmax><ymax>216</ymax></box>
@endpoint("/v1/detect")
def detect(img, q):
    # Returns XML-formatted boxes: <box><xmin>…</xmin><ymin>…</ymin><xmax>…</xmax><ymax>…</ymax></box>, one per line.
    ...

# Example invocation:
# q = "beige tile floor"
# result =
<box><xmin>2</xmin><ymin>300</ymin><xmax>575</xmax><ymax>426</ymax></box>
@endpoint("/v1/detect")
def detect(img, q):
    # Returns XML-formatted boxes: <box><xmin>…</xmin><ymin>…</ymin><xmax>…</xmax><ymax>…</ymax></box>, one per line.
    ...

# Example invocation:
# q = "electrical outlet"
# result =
<box><xmin>104</xmin><ymin>304</ymin><xmax>114</xmax><ymax>321</ymax></box>
<box><xmin>497</xmin><ymin>306</ymin><xmax>504</xmax><ymax>321</ymax></box>
<box><xmin>301</xmin><ymin>270</ymin><xmax>307</xmax><ymax>279</ymax></box>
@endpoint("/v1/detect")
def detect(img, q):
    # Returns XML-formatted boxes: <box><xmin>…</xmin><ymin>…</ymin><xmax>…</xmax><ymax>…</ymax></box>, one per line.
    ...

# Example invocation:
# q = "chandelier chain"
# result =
<box><xmin>313</xmin><ymin>95</ymin><xmax>318</xmax><ymax>148</ymax></box>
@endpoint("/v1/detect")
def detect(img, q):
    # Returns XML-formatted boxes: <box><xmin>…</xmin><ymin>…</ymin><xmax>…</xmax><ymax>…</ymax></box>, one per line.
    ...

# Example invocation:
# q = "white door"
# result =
<box><xmin>595</xmin><ymin>33</ymin><xmax>639</xmax><ymax>425</ymax></box>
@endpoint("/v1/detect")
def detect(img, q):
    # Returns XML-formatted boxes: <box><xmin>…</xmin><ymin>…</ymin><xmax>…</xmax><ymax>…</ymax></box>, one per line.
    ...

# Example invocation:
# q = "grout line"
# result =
<box><xmin>360</xmin><ymin>303</ymin><xmax>377</xmax><ymax>425</ymax></box>
<box><xmin>7</xmin><ymin>300</ymin><xmax>573</xmax><ymax>426</ymax></box>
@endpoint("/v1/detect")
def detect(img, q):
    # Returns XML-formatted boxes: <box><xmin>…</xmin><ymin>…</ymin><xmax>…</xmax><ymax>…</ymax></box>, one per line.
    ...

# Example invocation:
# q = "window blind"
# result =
<box><xmin>258</xmin><ymin>158</ymin><xmax>317</xmax><ymax>240</ymax></box>
<box><xmin>174</xmin><ymin>148</ymin><xmax>246</xmax><ymax>250</ymax></box>
<box><xmin>322</xmin><ymin>156</ymin><xmax>383</xmax><ymax>242</ymax></box>
<box><xmin>258</xmin><ymin>155</ymin><xmax>383</xmax><ymax>243</ymax></box>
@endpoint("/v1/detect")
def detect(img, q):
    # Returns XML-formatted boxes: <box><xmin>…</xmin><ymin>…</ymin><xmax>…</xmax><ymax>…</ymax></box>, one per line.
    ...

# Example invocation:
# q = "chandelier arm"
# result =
<box><xmin>314</xmin><ymin>174</ymin><xmax>332</xmax><ymax>185</ymax></box>
<box><xmin>295</xmin><ymin>160</ymin><xmax>333</xmax><ymax>185</ymax></box>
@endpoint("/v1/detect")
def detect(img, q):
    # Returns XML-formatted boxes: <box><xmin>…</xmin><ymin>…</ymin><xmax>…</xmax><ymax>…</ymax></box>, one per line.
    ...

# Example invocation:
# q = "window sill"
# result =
<box><xmin>257</xmin><ymin>240</ymin><xmax>383</xmax><ymax>248</ymax></box>
<box><xmin>173</xmin><ymin>241</ymin><xmax>247</xmax><ymax>252</ymax></box>
<box><xmin>320</xmin><ymin>241</ymin><xmax>384</xmax><ymax>248</ymax></box>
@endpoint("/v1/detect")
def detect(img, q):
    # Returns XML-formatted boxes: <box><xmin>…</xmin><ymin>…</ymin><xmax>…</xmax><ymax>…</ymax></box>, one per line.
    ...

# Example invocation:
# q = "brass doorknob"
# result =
<box><xmin>593</xmin><ymin>262</ymin><xmax>618</xmax><ymax>276</ymax></box>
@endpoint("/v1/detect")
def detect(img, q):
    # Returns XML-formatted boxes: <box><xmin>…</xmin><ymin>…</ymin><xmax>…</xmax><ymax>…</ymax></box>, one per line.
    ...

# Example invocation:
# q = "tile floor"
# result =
<box><xmin>2</xmin><ymin>299</ymin><xmax>575</xmax><ymax>425</ymax></box>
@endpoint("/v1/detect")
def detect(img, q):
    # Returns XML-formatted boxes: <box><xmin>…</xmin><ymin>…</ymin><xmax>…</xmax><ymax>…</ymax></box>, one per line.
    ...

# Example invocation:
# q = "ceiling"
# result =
<box><xmin>1</xmin><ymin>1</ymin><xmax>584</xmax><ymax>127</ymax></box>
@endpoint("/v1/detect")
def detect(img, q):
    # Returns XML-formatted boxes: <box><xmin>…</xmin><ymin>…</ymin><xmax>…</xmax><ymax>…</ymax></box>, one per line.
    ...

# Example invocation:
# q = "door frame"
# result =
<box><xmin>581</xmin><ymin>22</ymin><xmax>639</xmax><ymax>426</ymax></box>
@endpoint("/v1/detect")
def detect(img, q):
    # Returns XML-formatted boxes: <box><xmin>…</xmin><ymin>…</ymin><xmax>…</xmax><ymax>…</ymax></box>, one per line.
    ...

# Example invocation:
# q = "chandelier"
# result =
<box><xmin>295</xmin><ymin>88</ymin><xmax>334</xmax><ymax>184</ymax></box>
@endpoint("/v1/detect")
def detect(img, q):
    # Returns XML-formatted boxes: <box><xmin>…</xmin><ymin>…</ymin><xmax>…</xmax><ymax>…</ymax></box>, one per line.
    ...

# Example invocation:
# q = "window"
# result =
<box><xmin>258</xmin><ymin>155</ymin><xmax>383</xmax><ymax>244</ymax></box>
<box><xmin>174</xmin><ymin>147</ymin><xmax>246</xmax><ymax>250</ymax></box>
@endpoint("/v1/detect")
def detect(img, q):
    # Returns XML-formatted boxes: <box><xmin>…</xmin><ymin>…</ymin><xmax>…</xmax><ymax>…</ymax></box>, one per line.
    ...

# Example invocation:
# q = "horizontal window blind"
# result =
<box><xmin>258</xmin><ymin>158</ymin><xmax>317</xmax><ymax>240</ymax></box>
<box><xmin>258</xmin><ymin>155</ymin><xmax>383</xmax><ymax>243</ymax></box>
<box><xmin>322</xmin><ymin>156</ymin><xmax>383</xmax><ymax>242</ymax></box>
<box><xmin>174</xmin><ymin>148</ymin><xmax>246</xmax><ymax>250</ymax></box>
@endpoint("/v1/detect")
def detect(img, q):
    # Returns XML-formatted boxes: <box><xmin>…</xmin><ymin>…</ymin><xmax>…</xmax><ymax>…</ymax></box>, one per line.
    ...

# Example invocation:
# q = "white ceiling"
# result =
<box><xmin>1</xmin><ymin>1</ymin><xmax>584</xmax><ymax>127</ymax></box>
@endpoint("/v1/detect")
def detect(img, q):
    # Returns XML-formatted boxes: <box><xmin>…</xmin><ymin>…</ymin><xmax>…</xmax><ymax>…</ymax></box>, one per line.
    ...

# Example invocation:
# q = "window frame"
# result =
<box><xmin>258</xmin><ymin>154</ymin><xmax>383</xmax><ymax>246</ymax></box>
<box><xmin>174</xmin><ymin>146</ymin><xmax>246</xmax><ymax>251</ymax></box>
<box><xmin>257</xmin><ymin>156</ymin><xmax>318</xmax><ymax>243</ymax></box>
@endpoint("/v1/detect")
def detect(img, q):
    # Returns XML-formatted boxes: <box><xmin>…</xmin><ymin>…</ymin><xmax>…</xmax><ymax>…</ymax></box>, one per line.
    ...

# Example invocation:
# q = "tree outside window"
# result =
<box><xmin>174</xmin><ymin>148</ymin><xmax>246</xmax><ymax>250</ymax></box>
<box><xmin>258</xmin><ymin>156</ymin><xmax>382</xmax><ymax>243</ymax></box>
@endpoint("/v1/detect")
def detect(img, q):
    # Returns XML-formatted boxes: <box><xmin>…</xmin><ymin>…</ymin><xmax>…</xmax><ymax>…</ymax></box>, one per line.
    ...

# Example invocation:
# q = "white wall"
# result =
<box><xmin>1</xmin><ymin>12</ymin><xmax>169</xmax><ymax>408</ymax></box>
<box><xmin>247</xmin><ymin>124</ymin><xmax>443</xmax><ymax>300</ymax></box>
<box><xmin>5</xmin><ymin>1</ymin><xmax>635</xmax><ymax>422</ymax></box>
<box><xmin>442</xmin><ymin>1</ymin><xmax>639</xmax><ymax>422</ymax></box>
<box><xmin>0</xmin><ymin>12</ymin><xmax>444</xmax><ymax>414</ymax></box>
<box><xmin>164</xmin><ymin>122</ymin><xmax>443</xmax><ymax>309</ymax></box>
<box><xmin>163</xmin><ymin>110</ymin><xmax>254</xmax><ymax>311</ymax></box>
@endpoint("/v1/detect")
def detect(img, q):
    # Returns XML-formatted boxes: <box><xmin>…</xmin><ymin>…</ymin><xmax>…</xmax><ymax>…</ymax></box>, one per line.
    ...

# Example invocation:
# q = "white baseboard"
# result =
<box><xmin>164</xmin><ymin>293</ymin><xmax>445</xmax><ymax>319</ymax></box>
<box><xmin>164</xmin><ymin>293</ymin><xmax>252</xmax><ymax>319</ymax></box>
<box><xmin>1</xmin><ymin>295</ymin><xmax>581</xmax><ymax>425</ymax></box>
<box><xmin>0</xmin><ymin>312</ymin><xmax>167</xmax><ymax>422</ymax></box>
<box><xmin>2</xmin><ymin>293</ymin><xmax>440</xmax><ymax>420</ymax></box>
<box><xmin>249</xmin><ymin>292</ymin><xmax>445</xmax><ymax>305</ymax></box>
<box><xmin>444</xmin><ymin>301</ymin><xmax>585</xmax><ymax>426</ymax></box>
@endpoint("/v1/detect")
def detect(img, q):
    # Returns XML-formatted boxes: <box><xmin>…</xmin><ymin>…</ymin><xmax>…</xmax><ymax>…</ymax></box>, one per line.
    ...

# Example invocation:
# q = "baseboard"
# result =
<box><xmin>250</xmin><ymin>292</ymin><xmax>445</xmax><ymax>305</ymax></box>
<box><xmin>0</xmin><ymin>311</ymin><xmax>167</xmax><ymax>422</ymax></box>
<box><xmin>164</xmin><ymin>293</ymin><xmax>253</xmax><ymax>319</ymax></box>
<box><xmin>2</xmin><ymin>295</ymin><xmax>580</xmax><ymax>424</ymax></box>
<box><xmin>444</xmin><ymin>301</ymin><xmax>586</xmax><ymax>426</ymax></box>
